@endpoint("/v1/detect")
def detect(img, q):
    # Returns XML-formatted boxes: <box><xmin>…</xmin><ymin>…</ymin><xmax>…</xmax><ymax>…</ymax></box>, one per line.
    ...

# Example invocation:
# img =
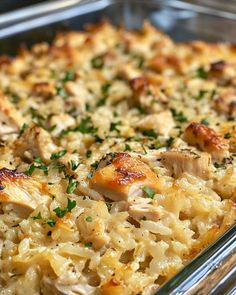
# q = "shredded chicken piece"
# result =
<box><xmin>90</xmin><ymin>153</ymin><xmax>161</xmax><ymax>201</ymax></box>
<box><xmin>0</xmin><ymin>168</ymin><xmax>50</xmax><ymax>211</ymax></box>
<box><xmin>135</xmin><ymin>110</ymin><xmax>174</xmax><ymax>136</ymax></box>
<box><xmin>183</xmin><ymin>122</ymin><xmax>229</xmax><ymax>161</ymax></box>
<box><xmin>0</xmin><ymin>93</ymin><xmax>24</xmax><ymax>136</ymax></box>
<box><xmin>49</xmin><ymin>114</ymin><xmax>75</xmax><ymax>137</ymax></box>
<box><xmin>128</xmin><ymin>199</ymin><xmax>162</xmax><ymax>221</ymax></box>
<box><xmin>160</xmin><ymin>149</ymin><xmax>212</xmax><ymax>179</ymax></box>
<box><xmin>14</xmin><ymin>123</ymin><xmax>57</xmax><ymax>162</ymax></box>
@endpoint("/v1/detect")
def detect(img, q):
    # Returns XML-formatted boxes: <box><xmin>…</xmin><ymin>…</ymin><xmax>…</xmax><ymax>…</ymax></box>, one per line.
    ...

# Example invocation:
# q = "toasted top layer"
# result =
<box><xmin>0</xmin><ymin>21</ymin><xmax>235</xmax><ymax>295</ymax></box>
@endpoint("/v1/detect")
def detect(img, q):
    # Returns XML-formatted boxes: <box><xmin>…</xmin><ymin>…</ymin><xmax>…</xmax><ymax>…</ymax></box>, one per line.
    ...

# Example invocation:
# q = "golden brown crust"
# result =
<box><xmin>184</xmin><ymin>122</ymin><xmax>230</xmax><ymax>160</ymax></box>
<box><xmin>90</xmin><ymin>153</ymin><xmax>161</xmax><ymax>201</ymax></box>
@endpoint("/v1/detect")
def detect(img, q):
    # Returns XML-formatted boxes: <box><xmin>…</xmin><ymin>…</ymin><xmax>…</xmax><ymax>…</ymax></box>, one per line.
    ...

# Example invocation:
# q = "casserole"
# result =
<box><xmin>2</xmin><ymin>2</ymin><xmax>234</xmax><ymax>292</ymax></box>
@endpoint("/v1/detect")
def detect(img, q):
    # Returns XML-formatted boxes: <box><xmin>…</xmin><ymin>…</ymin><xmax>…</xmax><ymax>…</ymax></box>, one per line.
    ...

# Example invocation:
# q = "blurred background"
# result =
<box><xmin>1</xmin><ymin>0</ymin><xmax>236</xmax><ymax>15</ymax></box>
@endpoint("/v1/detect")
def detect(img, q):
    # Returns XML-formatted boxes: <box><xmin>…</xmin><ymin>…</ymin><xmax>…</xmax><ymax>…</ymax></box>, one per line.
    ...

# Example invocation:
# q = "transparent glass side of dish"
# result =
<box><xmin>0</xmin><ymin>0</ymin><xmax>235</xmax><ymax>294</ymax></box>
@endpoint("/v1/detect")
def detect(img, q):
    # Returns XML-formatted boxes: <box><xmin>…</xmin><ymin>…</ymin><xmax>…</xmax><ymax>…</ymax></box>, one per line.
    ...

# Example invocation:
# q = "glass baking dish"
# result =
<box><xmin>0</xmin><ymin>0</ymin><xmax>236</xmax><ymax>294</ymax></box>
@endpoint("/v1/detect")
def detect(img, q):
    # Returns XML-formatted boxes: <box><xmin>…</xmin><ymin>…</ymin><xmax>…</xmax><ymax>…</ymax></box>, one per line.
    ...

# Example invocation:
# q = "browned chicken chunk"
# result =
<box><xmin>90</xmin><ymin>153</ymin><xmax>161</xmax><ymax>201</ymax></box>
<box><xmin>184</xmin><ymin>123</ymin><xmax>229</xmax><ymax>161</ymax></box>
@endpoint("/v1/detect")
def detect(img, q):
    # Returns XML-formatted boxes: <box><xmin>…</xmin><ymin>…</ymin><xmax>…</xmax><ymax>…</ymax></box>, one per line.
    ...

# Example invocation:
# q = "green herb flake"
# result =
<box><xmin>110</xmin><ymin>121</ymin><xmax>121</xmax><ymax>132</ymax></box>
<box><xmin>76</xmin><ymin>117</ymin><xmax>97</xmax><ymax>134</ymax></box>
<box><xmin>32</xmin><ymin>212</ymin><xmax>42</xmax><ymax>220</ymax></box>
<box><xmin>195</xmin><ymin>90</ymin><xmax>208</xmax><ymax>101</ymax></box>
<box><xmin>66</xmin><ymin>176</ymin><xmax>78</xmax><ymax>194</ymax></box>
<box><xmin>101</xmin><ymin>83</ymin><xmax>111</xmax><ymax>95</ymax></box>
<box><xmin>91</xmin><ymin>55</ymin><xmax>104</xmax><ymax>69</ymax></box>
<box><xmin>94</xmin><ymin>135</ymin><xmax>104</xmax><ymax>143</ymax></box>
<box><xmin>143</xmin><ymin>187</ymin><xmax>155</xmax><ymax>199</ymax></box>
<box><xmin>71</xmin><ymin>160</ymin><xmax>80</xmax><ymax>171</ymax></box>
<box><xmin>166</xmin><ymin>137</ymin><xmax>174</xmax><ymax>147</ymax></box>
<box><xmin>86</xmin><ymin>150</ymin><xmax>92</xmax><ymax>158</ymax></box>
<box><xmin>63</xmin><ymin>70</ymin><xmax>75</xmax><ymax>82</ymax></box>
<box><xmin>171</xmin><ymin>108</ymin><xmax>188</xmax><ymax>123</ymax></box>
<box><xmin>44</xmin><ymin>218</ymin><xmax>56</xmax><ymax>227</ymax></box>
<box><xmin>47</xmin><ymin>124</ymin><xmax>57</xmax><ymax>133</ymax></box>
<box><xmin>19</xmin><ymin>123</ymin><xmax>28</xmax><ymax>137</ymax></box>
<box><xmin>91</xmin><ymin>161</ymin><xmax>99</xmax><ymax>170</ymax></box>
<box><xmin>214</xmin><ymin>162</ymin><xmax>226</xmax><ymax>169</ymax></box>
<box><xmin>53</xmin><ymin>198</ymin><xmax>76</xmax><ymax>218</ymax></box>
<box><xmin>196</xmin><ymin>67</ymin><xmax>208</xmax><ymax>79</ymax></box>
<box><xmin>142</xmin><ymin>129</ymin><xmax>158</xmax><ymax>138</ymax></box>
<box><xmin>29</xmin><ymin>107</ymin><xmax>45</xmax><ymax>121</ymax></box>
<box><xmin>201</xmin><ymin>118</ymin><xmax>209</xmax><ymax>126</ymax></box>
<box><xmin>84</xmin><ymin>242</ymin><xmax>92</xmax><ymax>247</ymax></box>
<box><xmin>53</xmin><ymin>207</ymin><xmax>67</xmax><ymax>218</ymax></box>
<box><xmin>67</xmin><ymin>198</ymin><xmax>76</xmax><ymax>212</ymax></box>
<box><xmin>124</xmin><ymin>143</ymin><xmax>131</xmax><ymax>151</ymax></box>
<box><xmin>25</xmin><ymin>164</ymin><xmax>35</xmax><ymax>176</ymax></box>
<box><xmin>96</xmin><ymin>97</ymin><xmax>107</xmax><ymax>107</ymax></box>
<box><xmin>11</xmin><ymin>94</ymin><xmax>20</xmax><ymax>104</ymax></box>
<box><xmin>36</xmin><ymin>164</ymin><xmax>48</xmax><ymax>175</ymax></box>
<box><xmin>50</xmin><ymin>150</ymin><xmax>67</xmax><ymax>160</ymax></box>
<box><xmin>85</xmin><ymin>216</ymin><xmax>93</xmax><ymax>222</ymax></box>
<box><xmin>34</xmin><ymin>156</ymin><xmax>42</xmax><ymax>164</ymax></box>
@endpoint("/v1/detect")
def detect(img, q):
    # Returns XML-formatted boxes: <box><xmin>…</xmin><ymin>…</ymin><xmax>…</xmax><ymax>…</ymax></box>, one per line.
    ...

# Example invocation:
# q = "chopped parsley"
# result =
<box><xmin>18</xmin><ymin>123</ymin><xmax>28</xmax><ymax>137</ymax></box>
<box><xmin>166</xmin><ymin>137</ymin><xmax>174</xmax><ymax>147</ymax></box>
<box><xmin>77</xmin><ymin>117</ymin><xmax>97</xmax><ymax>134</ymax></box>
<box><xmin>142</xmin><ymin>129</ymin><xmax>158</xmax><ymax>138</ymax></box>
<box><xmin>25</xmin><ymin>160</ymin><xmax>48</xmax><ymax>176</ymax></box>
<box><xmin>96</xmin><ymin>97</ymin><xmax>107</xmax><ymax>107</ymax></box>
<box><xmin>34</xmin><ymin>156</ymin><xmax>42</xmax><ymax>163</ymax></box>
<box><xmin>11</xmin><ymin>94</ymin><xmax>20</xmax><ymax>104</ymax></box>
<box><xmin>62</xmin><ymin>70</ymin><xmax>75</xmax><ymax>82</ymax></box>
<box><xmin>101</xmin><ymin>83</ymin><xmax>111</xmax><ymax>95</ymax></box>
<box><xmin>91</xmin><ymin>55</ymin><xmax>104</xmax><ymax>69</ymax></box>
<box><xmin>29</xmin><ymin>107</ymin><xmax>45</xmax><ymax>121</ymax></box>
<box><xmin>196</xmin><ymin>67</ymin><xmax>208</xmax><ymax>79</ymax></box>
<box><xmin>86</xmin><ymin>150</ymin><xmax>92</xmax><ymax>158</ymax></box>
<box><xmin>143</xmin><ymin>187</ymin><xmax>155</xmax><ymax>199</ymax></box>
<box><xmin>214</xmin><ymin>162</ymin><xmax>225</xmax><ymax>169</ymax></box>
<box><xmin>66</xmin><ymin>176</ymin><xmax>78</xmax><ymax>194</ymax></box>
<box><xmin>71</xmin><ymin>160</ymin><xmax>80</xmax><ymax>171</ymax></box>
<box><xmin>85</xmin><ymin>216</ymin><xmax>93</xmax><ymax>222</ymax></box>
<box><xmin>94</xmin><ymin>135</ymin><xmax>104</xmax><ymax>143</ymax></box>
<box><xmin>124</xmin><ymin>143</ymin><xmax>131</xmax><ymax>151</ymax></box>
<box><xmin>84</xmin><ymin>242</ymin><xmax>92</xmax><ymax>247</ymax></box>
<box><xmin>50</xmin><ymin>150</ymin><xmax>67</xmax><ymax>160</ymax></box>
<box><xmin>195</xmin><ymin>90</ymin><xmax>208</xmax><ymax>101</ymax></box>
<box><xmin>44</xmin><ymin>218</ymin><xmax>56</xmax><ymax>227</ymax></box>
<box><xmin>171</xmin><ymin>108</ymin><xmax>187</xmax><ymax>123</ymax></box>
<box><xmin>47</xmin><ymin>124</ymin><xmax>57</xmax><ymax>133</ymax></box>
<box><xmin>201</xmin><ymin>118</ymin><xmax>209</xmax><ymax>126</ymax></box>
<box><xmin>110</xmin><ymin>121</ymin><xmax>121</xmax><ymax>132</ymax></box>
<box><xmin>91</xmin><ymin>161</ymin><xmax>99</xmax><ymax>170</ymax></box>
<box><xmin>53</xmin><ymin>198</ymin><xmax>76</xmax><ymax>218</ymax></box>
<box><xmin>32</xmin><ymin>212</ymin><xmax>42</xmax><ymax>220</ymax></box>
